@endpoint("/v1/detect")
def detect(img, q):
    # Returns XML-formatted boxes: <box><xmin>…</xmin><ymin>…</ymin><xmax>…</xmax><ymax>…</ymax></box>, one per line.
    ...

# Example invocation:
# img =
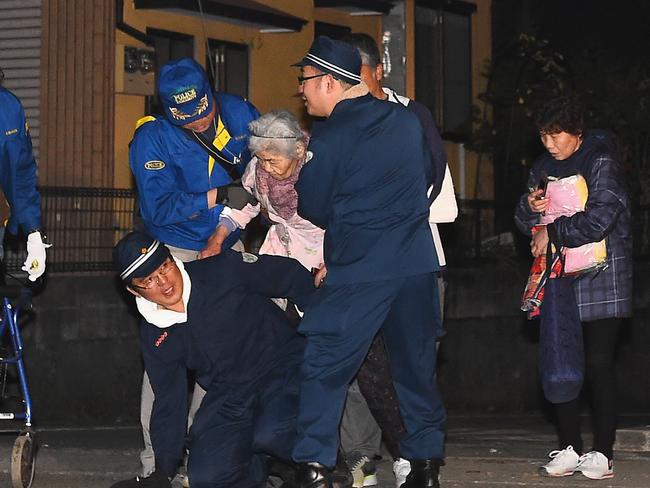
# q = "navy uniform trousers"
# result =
<box><xmin>188</xmin><ymin>355</ymin><xmax>301</xmax><ymax>488</ymax></box>
<box><xmin>293</xmin><ymin>272</ymin><xmax>446</xmax><ymax>467</ymax></box>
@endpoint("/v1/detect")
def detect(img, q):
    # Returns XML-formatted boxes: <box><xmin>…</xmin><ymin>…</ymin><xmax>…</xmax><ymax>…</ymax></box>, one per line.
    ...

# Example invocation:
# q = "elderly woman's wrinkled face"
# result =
<box><xmin>540</xmin><ymin>131</ymin><xmax>582</xmax><ymax>160</ymax></box>
<box><xmin>256</xmin><ymin>150</ymin><xmax>300</xmax><ymax>180</ymax></box>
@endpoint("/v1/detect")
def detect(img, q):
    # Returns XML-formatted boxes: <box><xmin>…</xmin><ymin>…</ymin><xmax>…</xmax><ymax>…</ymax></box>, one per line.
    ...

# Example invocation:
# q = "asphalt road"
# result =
<box><xmin>1</xmin><ymin>416</ymin><xmax>649</xmax><ymax>488</ymax></box>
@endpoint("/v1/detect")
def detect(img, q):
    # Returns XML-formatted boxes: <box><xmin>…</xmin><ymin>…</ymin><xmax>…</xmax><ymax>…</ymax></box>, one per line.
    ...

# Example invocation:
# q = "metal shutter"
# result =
<box><xmin>0</xmin><ymin>0</ymin><xmax>42</xmax><ymax>159</ymax></box>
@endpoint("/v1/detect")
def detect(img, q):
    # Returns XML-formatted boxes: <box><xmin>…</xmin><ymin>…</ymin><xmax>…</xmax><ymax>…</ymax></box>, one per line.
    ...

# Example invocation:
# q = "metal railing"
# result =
<box><xmin>4</xmin><ymin>187</ymin><xmax>136</xmax><ymax>274</ymax></box>
<box><xmin>444</xmin><ymin>199</ymin><xmax>650</xmax><ymax>263</ymax></box>
<box><xmin>3</xmin><ymin>188</ymin><xmax>650</xmax><ymax>274</ymax></box>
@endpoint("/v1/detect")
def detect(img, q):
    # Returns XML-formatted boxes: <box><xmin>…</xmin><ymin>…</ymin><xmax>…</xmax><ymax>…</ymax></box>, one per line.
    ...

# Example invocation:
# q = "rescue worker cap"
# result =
<box><xmin>113</xmin><ymin>231</ymin><xmax>171</xmax><ymax>282</ymax></box>
<box><xmin>292</xmin><ymin>36</ymin><xmax>361</xmax><ymax>86</ymax></box>
<box><xmin>158</xmin><ymin>58</ymin><xmax>214</xmax><ymax>126</ymax></box>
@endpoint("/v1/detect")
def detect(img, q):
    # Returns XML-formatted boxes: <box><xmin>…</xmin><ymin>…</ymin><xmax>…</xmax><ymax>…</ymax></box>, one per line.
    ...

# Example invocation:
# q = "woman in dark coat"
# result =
<box><xmin>515</xmin><ymin>96</ymin><xmax>632</xmax><ymax>480</ymax></box>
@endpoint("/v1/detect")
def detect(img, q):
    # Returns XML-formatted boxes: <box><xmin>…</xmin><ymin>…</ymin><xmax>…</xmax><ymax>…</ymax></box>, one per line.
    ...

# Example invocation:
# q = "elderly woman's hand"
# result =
<box><xmin>313</xmin><ymin>264</ymin><xmax>327</xmax><ymax>288</ymax></box>
<box><xmin>199</xmin><ymin>225</ymin><xmax>230</xmax><ymax>259</ymax></box>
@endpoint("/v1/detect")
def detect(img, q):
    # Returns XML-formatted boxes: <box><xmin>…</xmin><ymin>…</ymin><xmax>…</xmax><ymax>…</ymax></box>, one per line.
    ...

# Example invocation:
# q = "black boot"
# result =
<box><xmin>267</xmin><ymin>456</ymin><xmax>299</xmax><ymax>488</ymax></box>
<box><xmin>400</xmin><ymin>459</ymin><xmax>442</xmax><ymax>488</ymax></box>
<box><xmin>295</xmin><ymin>455</ymin><xmax>352</xmax><ymax>488</ymax></box>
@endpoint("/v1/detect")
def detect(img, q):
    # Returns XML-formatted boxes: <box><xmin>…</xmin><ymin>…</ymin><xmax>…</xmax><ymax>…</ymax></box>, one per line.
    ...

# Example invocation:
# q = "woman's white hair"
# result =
<box><xmin>248</xmin><ymin>110</ymin><xmax>306</xmax><ymax>159</ymax></box>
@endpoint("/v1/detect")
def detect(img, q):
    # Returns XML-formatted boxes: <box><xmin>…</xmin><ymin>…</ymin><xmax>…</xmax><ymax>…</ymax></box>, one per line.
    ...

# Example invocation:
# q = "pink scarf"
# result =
<box><xmin>255</xmin><ymin>158</ymin><xmax>305</xmax><ymax>221</ymax></box>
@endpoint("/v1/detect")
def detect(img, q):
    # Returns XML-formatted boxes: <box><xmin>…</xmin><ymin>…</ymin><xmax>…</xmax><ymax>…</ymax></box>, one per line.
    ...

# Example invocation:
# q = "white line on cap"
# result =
<box><xmin>120</xmin><ymin>240</ymin><xmax>161</xmax><ymax>280</ymax></box>
<box><xmin>305</xmin><ymin>53</ymin><xmax>361</xmax><ymax>82</ymax></box>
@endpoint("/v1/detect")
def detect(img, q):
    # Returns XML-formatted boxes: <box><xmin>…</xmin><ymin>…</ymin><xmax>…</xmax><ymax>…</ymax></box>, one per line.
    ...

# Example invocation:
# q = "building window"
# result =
<box><xmin>145</xmin><ymin>28</ymin><xmax>195</xmax><ymax>116</ymax></box>
<box><xmin>206</xmin><ymin>39</ymin><xmax>249</xmax><ymax>100</ymax></box>
<box><xmin>415</xmin><ymin>0</ymin><xmax>475</xmax><ymax>140</ymax></box>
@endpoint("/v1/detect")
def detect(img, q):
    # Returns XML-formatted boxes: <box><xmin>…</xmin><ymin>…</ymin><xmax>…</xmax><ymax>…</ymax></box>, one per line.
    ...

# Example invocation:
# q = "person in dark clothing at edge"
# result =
<box><xmin>338</xmin><ymin>33</ymin><xmax>454</xmax><ymax>488</ymax></box>
<box><xmin>110</xmin><ymin>230</ymin><xmax>316</xmax><ymax>488</ymax></box>
<box><xmin>291</xmin><ymin>37</ymin><xmax>445</xmax><ymax>488</ymax></box>
<box><xmin>515</xmin><ymin>96</ymin><xmax>632</xmax><ymax>480</ymax></box>
<box><xmin>0</xmin><ymin>67</ymin><xmax>50</xmax><ymax>282</ymax></box>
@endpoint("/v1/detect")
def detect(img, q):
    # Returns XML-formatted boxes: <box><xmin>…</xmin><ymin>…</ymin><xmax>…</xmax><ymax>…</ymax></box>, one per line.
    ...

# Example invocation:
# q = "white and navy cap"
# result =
<box><xmin>292</xmin><ymin>36</ymin><xmax>362</xmax><ymax>85</ymax></box>
<box><xmin>113</xmin><ymin>231</ymin><xmax>171</xmax><ymax>282</ymax></box>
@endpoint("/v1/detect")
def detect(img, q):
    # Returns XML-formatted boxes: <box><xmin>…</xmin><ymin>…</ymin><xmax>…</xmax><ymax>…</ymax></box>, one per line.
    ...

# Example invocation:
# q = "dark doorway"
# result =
<box><xmin>145</xmin><ymin>28</ymin><xmax>195</xmax><ymax>116</ymax></box>
<box><xmin>206</xmin><ymin>39</ymin><xmax>249</xmax><ymax>99</ymax></box>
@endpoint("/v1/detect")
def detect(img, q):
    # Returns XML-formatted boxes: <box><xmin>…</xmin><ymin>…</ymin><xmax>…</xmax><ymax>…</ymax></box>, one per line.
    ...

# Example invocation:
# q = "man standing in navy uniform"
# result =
<box><xmin>291</xmin><ymin>37</ymin><xmax>446</xmax><ymax>488</ymax></box>
<box><xmin>0</xmin><ymin>68</ymin><xmax>49</xmax><ymax>281</ymax></box>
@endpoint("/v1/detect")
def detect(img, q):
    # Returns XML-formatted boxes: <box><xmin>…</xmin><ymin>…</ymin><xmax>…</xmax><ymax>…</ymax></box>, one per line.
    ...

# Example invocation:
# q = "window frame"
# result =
<box><xmin>414</xmin><ymin>0</ymin><xmax>476</xmax><ymax>141</ymax></box>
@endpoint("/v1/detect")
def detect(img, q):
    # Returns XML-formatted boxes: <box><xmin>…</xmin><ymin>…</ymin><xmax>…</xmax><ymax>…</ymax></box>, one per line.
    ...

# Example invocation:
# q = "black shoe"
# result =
<box><xmin>267</xmin><ymin>457</ymin><xmax>299</xmax><ymax>488</ymax></box>
<box><xmin>295</xmin><ymin>460</ymin><xmax>353</xmax><ymax>488</ymax></box>
<box><xmin>110</xmin><ymin>471</ymin><xmax>171</xmax><ymax>488</ymax></box>
<box><xmin>400</xmin><ymin>459</ymin><xmax>442</xmax><ymax>488</ymax></box>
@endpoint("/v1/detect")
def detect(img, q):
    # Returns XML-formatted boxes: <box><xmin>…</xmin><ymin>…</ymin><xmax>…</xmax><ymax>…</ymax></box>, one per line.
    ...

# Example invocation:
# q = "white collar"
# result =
<box><xmin>382</xmin><ymin>86</ymin><xmax>410</xmax><ymax>107</ymax></box>
<box><xmin>135</xmin><ymin>257</ymin><xmax>192</xmax><ymax>329</ymax></box>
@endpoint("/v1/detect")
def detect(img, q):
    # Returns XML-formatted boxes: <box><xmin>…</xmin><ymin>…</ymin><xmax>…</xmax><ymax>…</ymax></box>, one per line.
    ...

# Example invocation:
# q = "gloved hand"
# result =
<box><xmin>22</xmin><ymin>231</ymin><xmax>52</xmax><ymax>282</ymax></box>
<box><xmin>215</xmin><ymin>181</ymin><xmax>259</xmax><ymax>210</ymax></box>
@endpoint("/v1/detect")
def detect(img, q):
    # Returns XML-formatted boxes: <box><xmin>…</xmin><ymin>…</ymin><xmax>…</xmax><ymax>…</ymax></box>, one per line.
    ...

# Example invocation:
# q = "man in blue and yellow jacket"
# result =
<box><xmin>128</xmin><ymin>58</ymin><xmax>260</xmax><ymax>482</ymax></box>
<box><xmin>0</xmin><ymin>76</ymin><xmax>48</xmax><ymax>281</ymax></box>
<box><xmin>130</xmin><ymin>57</ymin><xmax>259</xmax><ymax>260</ymax></box>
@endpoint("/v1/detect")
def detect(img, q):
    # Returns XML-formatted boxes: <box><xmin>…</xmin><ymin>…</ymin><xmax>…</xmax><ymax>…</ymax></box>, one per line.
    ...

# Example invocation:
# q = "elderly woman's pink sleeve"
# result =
<box><xmin>220</xmin><ymin>202</ymin><xmax>260</xmax><ymax>229</ymax></box>
<box><xmin>241</xmin><ymin>159</ymin><xmax>257</xmax><ymax>193</ymax></box>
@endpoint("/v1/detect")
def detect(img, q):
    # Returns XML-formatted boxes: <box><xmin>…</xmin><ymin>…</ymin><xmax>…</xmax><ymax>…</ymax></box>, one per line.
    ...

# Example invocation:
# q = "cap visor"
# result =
<box><xmin>291</xmin><ymin>58</ymin><xmax>311</xmax><ymax>68</ymax></box>
<box><xmin>165</xmin><ymin>93</ymin><xmax>214</xmax><ymax>126</ymax></box>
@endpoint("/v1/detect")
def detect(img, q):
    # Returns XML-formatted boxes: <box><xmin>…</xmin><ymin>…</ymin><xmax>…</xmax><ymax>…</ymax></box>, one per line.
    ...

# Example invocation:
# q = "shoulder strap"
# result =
<box><xmin>178</xmin><ymin>127</ymin><xmax>240</xmax><ymax>181</ymax></box>
<box><xmin>545</xmin><ymin>224</ymin><xmax>565</xmax><ymax>276</ymax></box>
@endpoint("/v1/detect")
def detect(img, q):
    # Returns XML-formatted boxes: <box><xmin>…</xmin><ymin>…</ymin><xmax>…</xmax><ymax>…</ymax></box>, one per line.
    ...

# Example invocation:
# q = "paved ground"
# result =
<box><xmin>0</xmin><ymin>415</ymin><xmax>649</xmax><ymax>487</ymax></box>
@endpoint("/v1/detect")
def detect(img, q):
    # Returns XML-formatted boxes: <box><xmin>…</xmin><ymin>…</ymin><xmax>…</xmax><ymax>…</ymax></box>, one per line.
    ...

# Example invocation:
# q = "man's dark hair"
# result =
<box><xmin>535</xmin><ymin>95</ymin><xmax>585</xmax><ymax>136</ymax></box>
<box><xmin>342</xmin><ymin>33</ymin><xmax>381</xmax><ymax>68</ymax></box>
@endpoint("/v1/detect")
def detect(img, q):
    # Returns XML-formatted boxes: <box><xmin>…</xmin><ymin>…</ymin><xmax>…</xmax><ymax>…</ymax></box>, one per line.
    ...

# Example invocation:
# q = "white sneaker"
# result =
<box><xmin>540</xmin><ymin>445</ymin><xmax>579</xmax><ymax>477</ymax></box>
<box><xmin>576</xmin><ymin>451</ymin><xmax>614</xmax><ymax>480</ymax></box>
<box><xmin>393</xmin><ymin>458</ymin><xmax>411</xmax><ymax>488</ymax></box>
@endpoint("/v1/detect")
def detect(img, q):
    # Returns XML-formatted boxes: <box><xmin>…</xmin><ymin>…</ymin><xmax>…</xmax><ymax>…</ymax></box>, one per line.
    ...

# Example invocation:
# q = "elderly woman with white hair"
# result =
<box><xmin>206</xmin><ymin>110</ymin><xmax>324</xmax><ymax>274</ymax></box>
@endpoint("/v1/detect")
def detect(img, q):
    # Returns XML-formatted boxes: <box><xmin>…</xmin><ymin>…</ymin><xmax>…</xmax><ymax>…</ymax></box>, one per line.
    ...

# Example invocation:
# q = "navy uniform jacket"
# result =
<box><xmin>296</xmin><ymin>93</ymin><xmax>438</xmax><ymax>285</ymax></box>
<box><xmin>0</xmin><ymin>87</ymin><xmax>41</xmax><ymax>234</ymax></box>
<box><xmin>141</xmin><ymin>251</ymin><xmax>314</xmax><ymax>477</ymax></box>
<box><xmin>130</xmin><ymin>92</ymin><xmax>259</xmax><ymax>251</ymax></box>
<box><xmin>384</xmin><ymin>87</ymin><xmax>447</xmax><ymax>203</ymax></box>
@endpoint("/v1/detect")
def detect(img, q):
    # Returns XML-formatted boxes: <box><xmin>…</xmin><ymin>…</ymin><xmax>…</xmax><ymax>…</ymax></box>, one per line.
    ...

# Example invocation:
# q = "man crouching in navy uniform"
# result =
<box><xmin>111</xmin><ymin>230</ymin><xmax>316</xmax><ymax>488</ymax></box>
<box><xmin>291</xmin><ymin>37</ymin><xmax>446</xmax><ymax>488</ymax></box>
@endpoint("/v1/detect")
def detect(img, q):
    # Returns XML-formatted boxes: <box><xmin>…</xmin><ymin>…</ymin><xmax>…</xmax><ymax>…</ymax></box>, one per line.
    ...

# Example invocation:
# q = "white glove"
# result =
<box><xmin>22</xmin><ymin>231</ymin><xmax>52</xmax><ymax>282</ymax></box>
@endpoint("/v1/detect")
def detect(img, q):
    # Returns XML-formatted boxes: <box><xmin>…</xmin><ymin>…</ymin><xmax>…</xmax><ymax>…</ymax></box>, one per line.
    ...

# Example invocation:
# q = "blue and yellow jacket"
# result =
<box><xmin>0</xmin><ymin>87</ymin><xmax>41</xmax><ymax>234</ymax></box>
<box><xmin>129</xmin><ymin>92</ymin><xmax>259</xmax><ymax>251</ymax></box>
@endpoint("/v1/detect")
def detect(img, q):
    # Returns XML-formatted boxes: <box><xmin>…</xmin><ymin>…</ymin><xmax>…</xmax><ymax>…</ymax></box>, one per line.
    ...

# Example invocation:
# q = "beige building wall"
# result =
<box><xmin>113</xmin><ymin>1</ymin><xmax>382</xmax><ymax>189</ymax></box>
<box><xmin>40</xmin><ymin>0</ymin><xmax>115</xmax><ymax>187</ymax></box>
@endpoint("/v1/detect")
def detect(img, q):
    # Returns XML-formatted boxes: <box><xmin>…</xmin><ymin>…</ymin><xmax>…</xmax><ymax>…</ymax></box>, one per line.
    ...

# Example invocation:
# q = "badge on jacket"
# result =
<box><xmin>144</xmin><ymin>160</ymin><xmax>166</xmax><ymax>170</ymax></box>
<box><xmin>242</xmin><ymin>252</ymin><xmax>258</xmax><ymax>263</ymax></box>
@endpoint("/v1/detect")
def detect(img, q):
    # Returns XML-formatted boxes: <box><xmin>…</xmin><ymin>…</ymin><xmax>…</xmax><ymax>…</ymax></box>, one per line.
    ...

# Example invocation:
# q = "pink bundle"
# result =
<box><xmin>540</xmin><ymin>174</ymin><xmax>607</xmax><ymax>275</ymax></box>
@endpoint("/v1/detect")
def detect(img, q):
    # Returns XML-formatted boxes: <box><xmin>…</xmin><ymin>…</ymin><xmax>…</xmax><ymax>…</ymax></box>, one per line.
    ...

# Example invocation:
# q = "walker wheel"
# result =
<box><xmin>11</xmin><ymin>432</ymin><xmax>35</xmax><ymax>488</ymax></box>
